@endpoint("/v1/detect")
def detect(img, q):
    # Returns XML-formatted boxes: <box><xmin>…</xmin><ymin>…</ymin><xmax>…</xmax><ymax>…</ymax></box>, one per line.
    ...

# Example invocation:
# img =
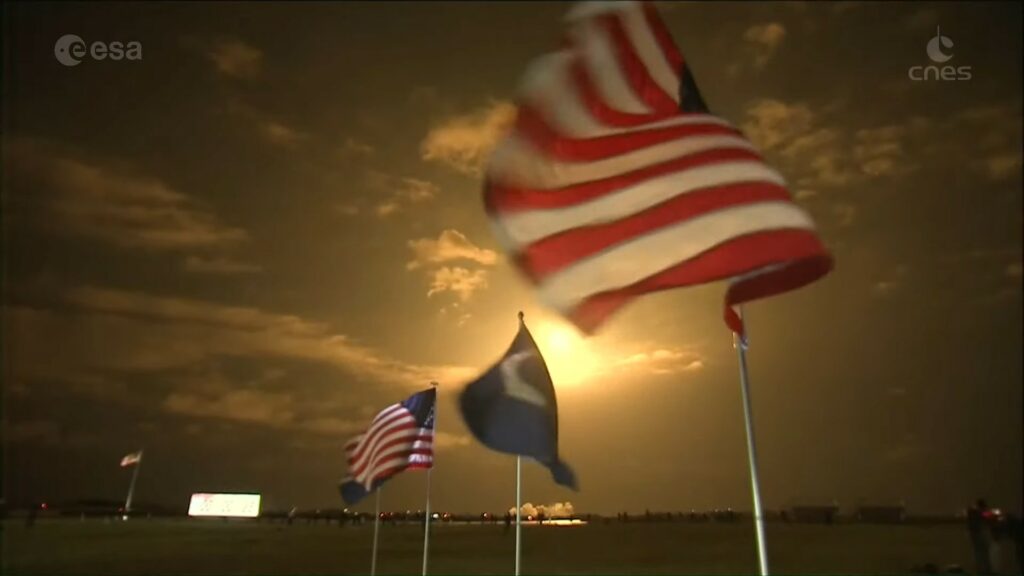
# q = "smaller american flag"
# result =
<box><xmin>120</xmin><ymin>450</ymin><xmax>142</xmax><ymax>467</ymax></box>
<box><xmin>339</xmin><ymin>387</ymin><xmax>436</xmax><ymax>505</ymax></box>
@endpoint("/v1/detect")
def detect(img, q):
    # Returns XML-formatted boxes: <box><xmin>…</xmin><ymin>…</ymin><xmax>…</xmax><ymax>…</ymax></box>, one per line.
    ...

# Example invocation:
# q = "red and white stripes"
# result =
<box><xmin>484</xmin><ymin>1</ymin><xmax>832</xmax><ymax>335</ymax></box>
<box><xmin>343</xmin><ymin>404</ymin><xmax>434</xmax><ymax>491</ymax></box>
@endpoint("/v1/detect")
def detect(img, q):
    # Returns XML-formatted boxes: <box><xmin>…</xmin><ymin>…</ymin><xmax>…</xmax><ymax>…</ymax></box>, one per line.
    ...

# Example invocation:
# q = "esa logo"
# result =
<box><xmin>54</xmin><ymin>34</ymin><xmax>142</xmax><ymax>67</ymax></box>
<box><xmin>908</xmin><ymin>27</ymin><xmax>971</xmax><ymax>81</ymax></box>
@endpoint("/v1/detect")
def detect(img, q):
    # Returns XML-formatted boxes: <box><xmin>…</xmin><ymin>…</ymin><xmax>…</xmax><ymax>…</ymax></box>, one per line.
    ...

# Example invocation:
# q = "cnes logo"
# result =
<box><xmin>54</xmin><ymin>34</ymin><xmax>142</xmax><ymax>67</ymax></box>
<box><xmin>908</xmin><ymin>26</ymin><xmax>971</xmax><ymax>81</ymax></box>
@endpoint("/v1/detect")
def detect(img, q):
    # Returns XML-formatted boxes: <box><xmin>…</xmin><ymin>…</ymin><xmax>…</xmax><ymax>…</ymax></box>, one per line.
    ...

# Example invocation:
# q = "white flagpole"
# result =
<box><xmin>734</xmin><ymin>308</ymin><xmax>770</xmax><ymax>576</ymax></box>
<box><xmin>514</xmin><ymin>455</ymin><xmax>522</xmax><ymax>576</ymax></box>
<box><xmin>371</xmin><ymin>488</ymin><xmax>382</xmax><ymax>576</ymax></box>
<box><xmin>123</xmin><ymin>450</ymin><xmax>143</xmax><ymax>520</ymax></box>
<box><xmin>422</xmin><ymin>381</ymin><xmax>438</xmax><ymax>576</ymax></box>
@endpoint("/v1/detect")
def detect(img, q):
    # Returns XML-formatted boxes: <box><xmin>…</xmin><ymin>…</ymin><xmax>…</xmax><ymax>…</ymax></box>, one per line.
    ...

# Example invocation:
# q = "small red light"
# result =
<box><xmin>41</xmin><ymin>503</ymin><xmax>48</xmax><ymax>509</ymax></box>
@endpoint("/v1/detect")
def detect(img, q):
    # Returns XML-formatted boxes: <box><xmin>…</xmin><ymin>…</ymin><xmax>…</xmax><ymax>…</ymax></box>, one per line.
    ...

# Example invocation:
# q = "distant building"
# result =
<box><xmin>856</xmin><ymin>505</ymin><xmax>906</xmax><ymax>523</ymax></box>
<box><xmin>790</xmin><ymin>505</ymin><xmax>840</xmax><ymax>523</ymax></box>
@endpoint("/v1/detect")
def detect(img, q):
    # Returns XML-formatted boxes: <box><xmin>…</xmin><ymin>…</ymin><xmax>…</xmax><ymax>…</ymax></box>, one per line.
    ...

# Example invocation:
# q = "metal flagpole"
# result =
<box><xmin>123</xmin><ymin>450</ymin><xmax>143</xmax><ymax>521</ymax></box>
<box><xmin>422</xmin><ymin>381</ymin><xmax>438</xmax><ymax>576</ymax></box>
<box><xmin>514</xmin><ymin>455</ymin><xmax>522</xmax><ymax>576</ymax></box>
<box><xmin>371</xmin><ymin>488</ymin><xmax>381</xmax><ymax>576</ymax></box>
<box><xmin>734</xmin><ymin>308</ymin><xmax>770</xmax><ymax>575</ymax></box>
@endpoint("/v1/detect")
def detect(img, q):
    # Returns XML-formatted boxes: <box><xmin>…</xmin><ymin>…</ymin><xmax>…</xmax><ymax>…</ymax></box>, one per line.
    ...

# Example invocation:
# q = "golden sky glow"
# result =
<box><xmin>533</xmin><ymin>321</ymin><xmax>603</xmax><ymax>387</ymax></box>
<box><xmin>3</xmin><ymin>1</ymin><xmax>1021</xmax><ymax>516</ymax></box>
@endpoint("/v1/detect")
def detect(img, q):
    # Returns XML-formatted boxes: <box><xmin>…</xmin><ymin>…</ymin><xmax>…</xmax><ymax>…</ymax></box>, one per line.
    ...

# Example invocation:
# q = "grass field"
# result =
<box><xmin>3</xmin><ymin>519</ymin><xmax>982</xmax><ymax>575</ymax></box>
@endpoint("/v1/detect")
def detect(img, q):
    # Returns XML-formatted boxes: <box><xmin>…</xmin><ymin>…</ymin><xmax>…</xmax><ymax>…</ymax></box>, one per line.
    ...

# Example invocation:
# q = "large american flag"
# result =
<box><xmin>484</xmin><ymin>1</ymin><xmax>832</xmax><ymax>336</ymax></box>
<box><xmin>339</xmin><ymin>387</ymin><xmax>436</xmax><ymax>505</ymax></box>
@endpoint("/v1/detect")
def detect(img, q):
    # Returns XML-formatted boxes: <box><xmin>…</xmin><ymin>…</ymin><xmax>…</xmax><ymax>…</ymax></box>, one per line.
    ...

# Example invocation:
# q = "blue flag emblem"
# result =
<box><xmin>458</xmin><ymin>312</ymin><xmax>577</xmax><ymax>489</ymax></box>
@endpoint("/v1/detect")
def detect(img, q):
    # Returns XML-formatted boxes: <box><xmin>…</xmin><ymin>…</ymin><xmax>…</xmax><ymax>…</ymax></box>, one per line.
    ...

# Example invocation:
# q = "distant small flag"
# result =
<box><xmin>339</xmin><ymin>387</ymin><xmax>436</xmax><ymax>505</ymax></box>
<box><xmin>459</xmin><ymin>313</ymin><xmax>577</xmax><ymax>489</ymax></box>
<box><xmin>483</xmin><ymin>1</ymin><xmax>832</xmax><ymax>337</ymax></box>
<box><xmin>120</xmin><ymin>451</ymin><xmax>142</xmax><ymax>467</ymax></box>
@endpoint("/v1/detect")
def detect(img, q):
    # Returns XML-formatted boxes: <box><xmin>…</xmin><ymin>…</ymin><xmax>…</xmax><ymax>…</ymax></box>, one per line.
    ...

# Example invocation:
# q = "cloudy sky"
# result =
<box><xmin>4</xmin><ymin>1</ymin><xmax>1021</xmax><ymax>516</ymax></box>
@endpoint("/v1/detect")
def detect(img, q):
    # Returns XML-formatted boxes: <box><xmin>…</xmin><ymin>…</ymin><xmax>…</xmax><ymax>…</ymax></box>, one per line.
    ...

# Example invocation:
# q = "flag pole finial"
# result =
<box><xmin>518</xmin><ymin>310</ymin><xmax>524</xmax><ymax>323</ymax></box>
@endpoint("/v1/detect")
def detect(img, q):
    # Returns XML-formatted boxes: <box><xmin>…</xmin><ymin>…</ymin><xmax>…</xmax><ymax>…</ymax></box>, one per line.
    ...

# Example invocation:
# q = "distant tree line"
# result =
<box><xmin>0</xmin><ymin>499</ymin><xmax>970</xmax><ymax>527</ymax></box>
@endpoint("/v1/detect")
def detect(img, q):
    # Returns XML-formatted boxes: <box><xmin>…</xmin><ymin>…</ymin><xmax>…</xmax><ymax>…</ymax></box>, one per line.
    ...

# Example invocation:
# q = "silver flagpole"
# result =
<box><xmin>123</xmin><ymin>450</ymin><xmax>143</xmax><ymax>521</ymax></box>
<box><xmin>371</xmin><ymin>488</ymin><xmax>381</xmax><ymax>576</ymax></box>
<box><xmin>734</xmin><ymin>308</ymin><xmax>770</xmax><ymax>575</ymax></box>
<box><xmin>514</xmin><ymin>311</ymin><xmax>525</xmax><ymax>576</ymax></box>
<box><xmin>514</xmin><ymin>455</ymin><xmax>522</xmax><ymax>576</ymax></box>
<box><xmin>422</xmin><ymin>381</ymin><xmax>438</xmax><ymax>576</ymax></box>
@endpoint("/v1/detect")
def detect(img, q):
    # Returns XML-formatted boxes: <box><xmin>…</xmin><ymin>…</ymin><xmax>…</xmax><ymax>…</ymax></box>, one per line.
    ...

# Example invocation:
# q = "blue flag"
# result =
<box><xmin>458</xmin><ymin>312</ymin><xmax>577</xmax><ymax>489</ymax></box>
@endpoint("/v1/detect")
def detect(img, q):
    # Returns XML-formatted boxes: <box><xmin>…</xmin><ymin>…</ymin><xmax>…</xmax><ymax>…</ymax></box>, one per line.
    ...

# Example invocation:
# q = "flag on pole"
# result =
<box><xmin>459</xmin><ymin>312</ymin><xmax>577</xmax><ymax>489</ymax></box>
<box><xmin>120</xmin><ymin>450</ymin><xmax>142</xmax><ymax>467</ymax></box>
<box><xmin>340</xmin><ymin>387</ymin><xmax>436</xmax><ymax>505</ymax></box>
<box><xmin>483</xmin><ymin>1</ymin><xmax>833</xmax><ymax>337</ymax></box>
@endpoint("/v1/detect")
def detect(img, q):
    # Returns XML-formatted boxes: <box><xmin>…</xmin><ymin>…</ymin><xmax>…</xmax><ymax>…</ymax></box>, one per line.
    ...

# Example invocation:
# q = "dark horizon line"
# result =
<box><xmin>4</xmin><ymin>501</ymin><xmax>987</xmax><ymax>519</ymax></box>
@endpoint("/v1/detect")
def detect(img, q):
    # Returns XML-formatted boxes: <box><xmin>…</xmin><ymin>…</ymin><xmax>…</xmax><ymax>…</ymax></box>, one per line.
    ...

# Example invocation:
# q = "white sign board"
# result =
<box><xmin>188</xmin><ymin>493</ymin><xmax>261</xmax><ymax>518</ymax></box>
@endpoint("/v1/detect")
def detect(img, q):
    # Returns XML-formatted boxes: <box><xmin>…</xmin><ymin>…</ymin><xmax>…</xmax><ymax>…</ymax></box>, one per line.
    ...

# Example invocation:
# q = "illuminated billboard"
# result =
<box><xmin>188</xmin><ymin>493</ymin><xmax>261</xmax><ymax>518</ymax></box>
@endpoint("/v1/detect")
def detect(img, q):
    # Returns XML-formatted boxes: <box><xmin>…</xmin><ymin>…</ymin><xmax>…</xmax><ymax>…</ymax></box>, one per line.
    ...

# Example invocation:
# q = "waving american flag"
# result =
<box><xmin>484</xmin><ymin>1</ymin><xmax>832</xmax><ymax>336</ymax></box>
<box><xmin>339</xmin><ymin>387</ymin><xmax>436</xmax><ymax>505</ymax></box>
<box><xmin>120</xmin><ymin>450</ymin><xmax>142</xmax><ymax>467</ymax></box>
